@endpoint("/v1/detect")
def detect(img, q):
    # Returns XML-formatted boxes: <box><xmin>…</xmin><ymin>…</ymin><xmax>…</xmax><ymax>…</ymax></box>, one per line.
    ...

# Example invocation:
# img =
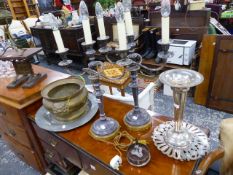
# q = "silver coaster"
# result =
<box><xmin>35</xmin><ymin>94</ymin><xmax>98</xmax><ymax>132</ymax></box>
<box><xmin>152</xmin><ymin>121</ymin><xmax>210</xmax><ymax>161</ymax></box>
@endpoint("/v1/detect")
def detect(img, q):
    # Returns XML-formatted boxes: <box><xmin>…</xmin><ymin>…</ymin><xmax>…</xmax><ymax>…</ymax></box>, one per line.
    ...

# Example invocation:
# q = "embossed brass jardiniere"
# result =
<box><xmin>41</xmin><ymin>77</ymin><xmax>88</xmax><ymax>121</ymax></box>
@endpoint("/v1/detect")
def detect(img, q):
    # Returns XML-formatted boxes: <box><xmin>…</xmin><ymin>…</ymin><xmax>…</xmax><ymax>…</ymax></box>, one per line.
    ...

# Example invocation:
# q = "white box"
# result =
<box><xmin>167</xmin><ymin>39</ymin><xmax>197</xmax><ymax>65</ymax></box>
<box><xmin>163</xmin><ymin>84</ymin><xmax>173</xmax><ymax>96</ymax></box>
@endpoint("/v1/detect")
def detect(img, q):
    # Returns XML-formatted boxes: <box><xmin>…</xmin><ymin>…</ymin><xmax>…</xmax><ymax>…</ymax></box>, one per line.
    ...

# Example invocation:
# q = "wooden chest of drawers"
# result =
<box><xmin>31</xmin><ymin>121</ymin><xmax>120</xmax><ymax>175</ymax></box>
<box><xmin>0</xmin><ymin>65</ymin><xmax>69</xmax><ymax>173</ymax></box>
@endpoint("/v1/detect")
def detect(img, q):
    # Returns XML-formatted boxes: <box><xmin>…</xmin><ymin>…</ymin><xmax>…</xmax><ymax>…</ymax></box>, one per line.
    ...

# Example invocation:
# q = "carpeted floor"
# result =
<box><xmin>0</xmin><ymin>57</ymin><xmax>232</xmax><ymax>175</ymax></box>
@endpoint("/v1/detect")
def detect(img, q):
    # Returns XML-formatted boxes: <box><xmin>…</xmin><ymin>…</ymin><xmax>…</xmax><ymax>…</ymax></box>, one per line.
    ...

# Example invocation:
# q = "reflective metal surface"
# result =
<box><xmin>124</xmin><ymin>64</ymin><xmax>152</xmax><ymax>131</ymax></box>
<box><xmin>35</xmin><ymin>94</ymin><xmax>98</xmax><ymax>132</ymax></box>
<box><xmin>159</xmin><ymin>69</ymin><xmax>204</xmax><ymax>88</ymax></box>
<box><xmin>152</xmin><ymin>69</ymin><xmax>209</xmax><ymax>160</ymax></box>
<box><xmin>152</xmin><ymin>121</ymin><xmax>209</xmax><ymax>161</ymax></box>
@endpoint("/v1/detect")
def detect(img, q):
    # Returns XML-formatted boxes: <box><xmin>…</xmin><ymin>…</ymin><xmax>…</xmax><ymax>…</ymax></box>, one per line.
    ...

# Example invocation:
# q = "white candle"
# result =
<box><xmin>52</xmin><ymin>30</ymin><xmax>66</xmax><ymax>53</ymax></box>
<box><xmin>97</xmin><ymin>18</ymin><xmax>106</xmax><ymax>39</ymax></box>
<box><xmin>82</xmin><ymin>18</ymin><xmax>92</xmax><ymax>44</ymax></box>
<box><xmin>117</xmin><ymin>22</ymin><xmax>127</xmax><ymax>50</ymax></box>
<box><xmin>161</xmin><ymin>16</ymin><xmax>170</xmax><ymax>44</ymax></box>
<box><xmin>124</xmin><ymin>11</ymin><xmax>134</xmax><ymax>36</ymax></box>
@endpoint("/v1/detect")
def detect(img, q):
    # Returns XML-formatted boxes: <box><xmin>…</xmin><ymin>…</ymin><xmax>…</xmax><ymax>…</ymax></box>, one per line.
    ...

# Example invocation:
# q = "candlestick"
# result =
<box><xmin>123</xmin><ymin>64</ymin><xmax>152</xmax><ymax>131</ymax></box>
<box><xmin>52</xmin><ymin>29</ymin><xmax>66</xmax><ymax>53</ymax></box>
<box><xmin>123</xmin><ymin>0</ymin><xmax>134</xmax><ymax>36</ymax></box>
<box><xmin>95</xmin><ymin>2</ymin><xmax>106</xmax><ymax>39</ymax></box>
<box><xmin>115</xmin><ymin>2</ymin><xmax>127</xmax><ymax>50</ymax></box>
<box><xmin>80</xmin><ymin>0</ymin><xmax>93</xmax><ymax>45</ymax></box>
<box><xmin>161</xmin><ymin>0</ymin><xmax>171</xmax><ymax>44</ymax></box>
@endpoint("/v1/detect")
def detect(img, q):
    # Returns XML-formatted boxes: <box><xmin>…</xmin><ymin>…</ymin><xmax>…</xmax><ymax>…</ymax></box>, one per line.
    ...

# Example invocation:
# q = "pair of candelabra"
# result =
<box><xmin>81</xmin><ymin>34</ymin><xmax>152</xmax><ymax>140</ymax></box>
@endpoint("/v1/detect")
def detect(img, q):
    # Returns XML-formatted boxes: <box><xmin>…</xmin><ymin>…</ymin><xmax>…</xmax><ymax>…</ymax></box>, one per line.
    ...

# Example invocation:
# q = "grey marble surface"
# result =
<box><xmin>0</xmin><ymin>58</ymin><xmax>232</xmax><ymax>175</ymax></box>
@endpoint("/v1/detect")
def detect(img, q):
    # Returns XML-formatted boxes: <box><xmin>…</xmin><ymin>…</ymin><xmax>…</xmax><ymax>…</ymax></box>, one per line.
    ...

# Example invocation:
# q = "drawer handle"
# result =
<box><xmin>49</xmin><ymin>139</ymin><xmax>58</xmax><ymax>147</ymax></box>
<box><xmin>46</xmin><ymin>150</ymin><xmax>55</xmax><ymax>159</ymax></box>
<box><xmin>8</xmin><ymin>129</ymin><xmax>16</xmax><ymax>137</ymax></box>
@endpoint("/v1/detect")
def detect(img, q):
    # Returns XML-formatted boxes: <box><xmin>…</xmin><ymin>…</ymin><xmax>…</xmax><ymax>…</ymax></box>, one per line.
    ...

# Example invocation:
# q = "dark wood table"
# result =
<box><xmin>0</xmin><ymin>47</ymin><xmax>42</xmax><ymax>61</ymax></box>
<box><xmin>29</xmin><ymin>97</ymin><xmax>199</xmax><ymax>175</ymax></box>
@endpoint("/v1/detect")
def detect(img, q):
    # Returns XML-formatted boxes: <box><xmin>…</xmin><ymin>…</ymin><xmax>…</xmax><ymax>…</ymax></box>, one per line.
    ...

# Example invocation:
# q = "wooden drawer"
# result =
<box><xmin>33</xmin><ymin>122</ymin><xmax>82</xmax><ymax>168</ymax></box>
<box><xmin>0</xmin><ymin>117</ymin><xmax>32</xmax><ymax>148</ymax></box>
<box><xmin>79</xmin><ymin>151</ymin><xmax>118</xmax><ymax>175</ymax></box>
<box><xmin>0</xmin><ymin>103</ymin><xmax>23</xmax><ymax>127</ymax></box>
<box><xmin>2</xmin><ymin>133</ymin><xmax>41</xmax><ymax>171</ymax></box>
<box><xmin>40</xmin><ymin>140</ymin><xmax>75</xmax><ymax>173</ymax></box>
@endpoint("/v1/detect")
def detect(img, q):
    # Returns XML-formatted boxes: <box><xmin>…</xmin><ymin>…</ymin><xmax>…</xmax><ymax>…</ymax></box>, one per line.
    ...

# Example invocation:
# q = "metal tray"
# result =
<box><xmin>35</xmin><ymin>93</ymin><xmax>98</xmax><ymax>132</ymax></box>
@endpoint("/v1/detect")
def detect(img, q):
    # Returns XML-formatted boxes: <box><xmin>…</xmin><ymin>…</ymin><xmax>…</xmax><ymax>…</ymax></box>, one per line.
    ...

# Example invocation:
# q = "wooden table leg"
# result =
<box><xmin>109</xmin><ymin>86</ymin><xmax>113</xmax><ymax>95</ymax></box>
<box><xmin>120</xmin><ymin>89</ymin><xmax>125</xmax><ymax>96</ymax></box>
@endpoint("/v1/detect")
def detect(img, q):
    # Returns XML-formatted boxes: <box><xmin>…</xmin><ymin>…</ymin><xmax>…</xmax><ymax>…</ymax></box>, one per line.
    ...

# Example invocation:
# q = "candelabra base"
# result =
<box><xmin>89</xmin><ymin>117</ymin><xmax>120</xmax><ymax>140</ymax></box>
<box><xmin>152</xmin><ymin>121</ymin><xmax>209</xmax><ymax>161</ymax></box>
<box><xmin>124</xmin><ymin>108</ymin><xmax>152</xmax><ymax>131</ymax></box>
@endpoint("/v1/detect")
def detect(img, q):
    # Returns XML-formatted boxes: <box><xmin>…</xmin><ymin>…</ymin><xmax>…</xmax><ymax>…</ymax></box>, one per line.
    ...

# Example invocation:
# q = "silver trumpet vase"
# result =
<box><xmin>152</xmin><ymin>69</ymin><xmax>210</xmax><ymax>161</ymax></box>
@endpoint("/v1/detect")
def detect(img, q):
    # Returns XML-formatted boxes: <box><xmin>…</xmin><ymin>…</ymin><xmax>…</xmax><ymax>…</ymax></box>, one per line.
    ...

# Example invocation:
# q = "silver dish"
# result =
<box><xmin>35</xmin><ymin>94</ymin><xmax>98</xmax><ymax>132</ymax></box>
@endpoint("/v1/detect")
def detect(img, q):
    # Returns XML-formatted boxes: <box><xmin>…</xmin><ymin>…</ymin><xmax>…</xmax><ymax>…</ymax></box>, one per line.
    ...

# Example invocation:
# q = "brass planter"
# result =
<box><xmin>41</xmin><ymin>77</ymin><xmax>88</xmax><ymax>121</ymax></box>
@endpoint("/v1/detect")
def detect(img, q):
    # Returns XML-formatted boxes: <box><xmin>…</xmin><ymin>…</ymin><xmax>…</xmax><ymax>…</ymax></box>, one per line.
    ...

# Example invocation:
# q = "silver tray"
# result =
<box><xmin>35</xmin><ymin>94</ymin><xmax>98</xmax><ymax>132</ymax></box>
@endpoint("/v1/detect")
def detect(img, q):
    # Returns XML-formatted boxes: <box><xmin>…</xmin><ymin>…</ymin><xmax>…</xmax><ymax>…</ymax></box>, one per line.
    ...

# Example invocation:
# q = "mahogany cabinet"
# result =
<box><xmin>207</xmin><ymin>35</ymin><xmax>233</xmax><ymax>113</ymax></box>
<box><xmin>0</xmin><ymin>65</ymin><xmax>69</xmax><ymax>173</ymax></box>
<box><xmin>195</xmin><ymin>35</ymin><xmax>233</xmax><ymax>113</ymax></box>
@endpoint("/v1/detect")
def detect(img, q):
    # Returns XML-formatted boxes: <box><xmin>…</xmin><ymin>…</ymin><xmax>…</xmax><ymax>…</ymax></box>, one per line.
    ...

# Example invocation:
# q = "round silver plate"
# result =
<box><xmin>35</xmin><ymin>94</ymin><xmax>98</xmax><ymax>132</ymax></box>
<box><xmin>152</xmin><ymin>121</ymin><xmax>210</xmax><ymax>161</ymax></box>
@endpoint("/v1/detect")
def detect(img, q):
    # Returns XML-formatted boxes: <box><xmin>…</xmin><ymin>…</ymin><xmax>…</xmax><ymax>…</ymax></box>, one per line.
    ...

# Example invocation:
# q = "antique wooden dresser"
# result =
<box><xmin>0</xmin><ymin>65</ymin><xmax>69</xmax><ymax>173</ymax></box>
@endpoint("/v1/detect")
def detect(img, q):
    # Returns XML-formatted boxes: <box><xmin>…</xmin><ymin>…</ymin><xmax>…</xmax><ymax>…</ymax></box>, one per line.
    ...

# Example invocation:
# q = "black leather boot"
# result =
<box><xmin>139</xmin><ymin>28</ymin><xmax>152</xmax><ymax>58</ymax></box>
<box><xmin>144</xmin><ymin>28</ymin><xmax>158</xmax><ymax>59</ymax></box>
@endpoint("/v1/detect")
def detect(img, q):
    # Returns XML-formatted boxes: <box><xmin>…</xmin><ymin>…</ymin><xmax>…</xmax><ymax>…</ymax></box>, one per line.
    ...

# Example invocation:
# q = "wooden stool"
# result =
<box><xmin>98</xmin><ymin>62</ymin><xmax>131</xmax><ymax>97</ymax></box>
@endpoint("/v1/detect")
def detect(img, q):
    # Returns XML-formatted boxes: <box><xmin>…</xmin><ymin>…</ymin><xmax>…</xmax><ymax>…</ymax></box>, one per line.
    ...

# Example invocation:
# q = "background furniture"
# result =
<box><xmin>28</xmin><ymin>97</ymin><xmax>202</xmax><ymax>175</ymax></box>
<box><xmin>6</xmin><ymin>0</ymin><xmax>39</xmax><ymax>20</ymax></box>
<box><xmin>149</xmin><ymin>9</ymin><xmax>211</xmax><ymax>46</ymax></box>
<box><xmin>85</xmin><ymin>82</ymin><xmax>155</xmax><ymax>110</ymax></box>
<box><xmin>30</xmin><ymin>26</ymin><xmax>95</xmax><ymax>65</ymax></box>
<box><xmin>102</xmin><ymin>16</ymin><xmax>144</xmax><ymax>42</ymax></box>
<box><xmin>195</xmin><ymin>35</ymin><xmax>233</xmax><ymax>114</ymax></box>
<box><xmin>196</xmin><ymin>118</ymin><xmax>233</xmax><ymax>175</ymax></box>
<box><xmin>0</xmin><ymin>65</ymin><xmax>69</xmax><ymax>173</ymax></box>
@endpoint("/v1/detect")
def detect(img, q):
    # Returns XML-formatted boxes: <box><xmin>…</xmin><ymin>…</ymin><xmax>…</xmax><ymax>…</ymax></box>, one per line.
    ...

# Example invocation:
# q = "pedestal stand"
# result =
<box><xmin>56</xmin><ymin>48</ymin><xmax>72</xmax><ymax>67</ymax></box>
<box><xmin>7</xmin><ymin>58</ymin><xmax>47</xmax><ymax>88</ymax></box>
<box><xmin>123</xmin><ymin>64</ymin><xmax>151</xmax><ymax>131</ymax></box>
